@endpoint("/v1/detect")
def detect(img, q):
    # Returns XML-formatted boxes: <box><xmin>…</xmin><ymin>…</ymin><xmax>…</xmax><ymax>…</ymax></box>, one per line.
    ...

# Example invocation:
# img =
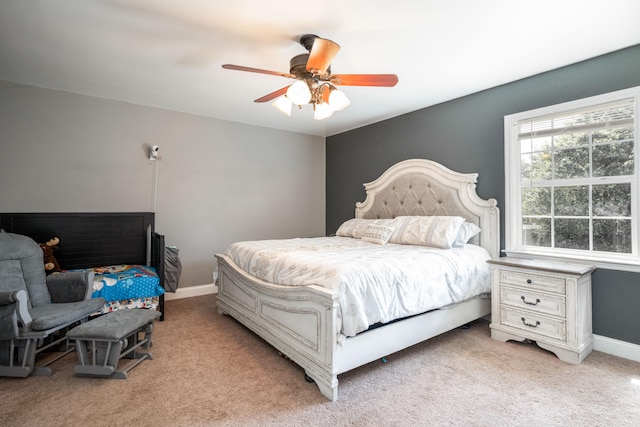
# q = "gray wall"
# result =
<box><xmin>0</xmin><ymin>80</ymin><xmax>326</xmax><ymax>288</ymax></box>
<box><xmin>326</xmin><ymin>44</ymin><xmax>640</xmax><ymax>345</ymax></box>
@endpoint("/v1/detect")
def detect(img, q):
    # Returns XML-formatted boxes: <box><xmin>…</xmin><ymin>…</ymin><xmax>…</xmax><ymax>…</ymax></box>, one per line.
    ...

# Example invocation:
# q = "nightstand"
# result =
<box><xmin>487</xmin><ymin>257</ymin><xmax>595</xmax><ymax>364</ymax></box>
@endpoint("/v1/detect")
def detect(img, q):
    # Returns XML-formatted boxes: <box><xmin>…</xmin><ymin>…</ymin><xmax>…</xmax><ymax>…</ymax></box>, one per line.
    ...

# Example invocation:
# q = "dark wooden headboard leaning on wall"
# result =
<box><xmin>0</xmin><ymin>212</ymin><xmax>165</xmax><ymax>320</ymax></box>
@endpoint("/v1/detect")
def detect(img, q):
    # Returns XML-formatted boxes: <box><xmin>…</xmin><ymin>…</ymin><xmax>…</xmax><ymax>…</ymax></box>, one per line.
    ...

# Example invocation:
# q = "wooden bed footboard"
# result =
<box><xmin>216</xmin><ymin>254</ymin><xmax>341</xmax><ymax>400</ymax></box>
<box><xmin>216</xmin><ymin>254</ymin><xmax>491</xmax><ymax>401</ymax></box>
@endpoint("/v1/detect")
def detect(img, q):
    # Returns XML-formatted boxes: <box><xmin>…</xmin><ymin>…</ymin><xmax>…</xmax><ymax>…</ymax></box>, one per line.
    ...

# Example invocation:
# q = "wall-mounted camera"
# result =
<box><xmin>149</xmin><ymin>145</ymin><xmax>160</xmax><ymax>160</ymax></box>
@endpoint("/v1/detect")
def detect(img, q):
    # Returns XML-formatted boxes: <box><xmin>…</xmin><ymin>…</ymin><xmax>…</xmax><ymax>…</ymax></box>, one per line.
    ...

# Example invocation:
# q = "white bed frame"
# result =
<box><xmin>215</xmin><ymin>159</ymin><xmax>499</xmax><ymax>401</ymax></box>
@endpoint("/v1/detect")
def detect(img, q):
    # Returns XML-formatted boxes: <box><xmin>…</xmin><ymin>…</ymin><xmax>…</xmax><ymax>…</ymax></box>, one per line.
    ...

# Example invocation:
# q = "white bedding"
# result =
<box><xmin>224</xmin><ymin>236</ymin><xmax>491</xmax><ymax>337</ymax></box>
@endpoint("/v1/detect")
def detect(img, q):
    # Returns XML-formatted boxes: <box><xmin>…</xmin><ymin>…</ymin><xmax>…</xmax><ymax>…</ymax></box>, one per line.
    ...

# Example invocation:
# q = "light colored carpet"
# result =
<box><xmin>2</xmin><ymin>295</ymin><xmax>639</xmax><ymax>427</ymax></box>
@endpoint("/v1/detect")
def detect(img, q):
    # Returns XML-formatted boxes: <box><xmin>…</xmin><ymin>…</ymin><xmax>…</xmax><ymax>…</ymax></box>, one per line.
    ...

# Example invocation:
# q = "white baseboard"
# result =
<box><xmin>164</xmin><ymin>283</ymin><xmax>217</xmax><ymax>301</ymax></box>
<box><xmin>593</xmin><ymin>334</ymin><xmax>640</xmax><ymax>363</ymax></box>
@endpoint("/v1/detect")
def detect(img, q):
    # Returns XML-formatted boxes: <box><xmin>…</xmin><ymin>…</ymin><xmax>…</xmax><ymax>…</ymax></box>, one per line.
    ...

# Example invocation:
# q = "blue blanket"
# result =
<box><xmin>83</xmin><ymin>265</ymin><xmax>165</xmax><ymax>302</ymax></box>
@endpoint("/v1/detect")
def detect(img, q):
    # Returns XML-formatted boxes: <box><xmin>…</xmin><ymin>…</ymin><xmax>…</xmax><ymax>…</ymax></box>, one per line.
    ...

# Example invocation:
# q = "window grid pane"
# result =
<box><xmin>516</xmin><ymin>96</ymin><xmax>635</xmax><ymax>256</ymax></box>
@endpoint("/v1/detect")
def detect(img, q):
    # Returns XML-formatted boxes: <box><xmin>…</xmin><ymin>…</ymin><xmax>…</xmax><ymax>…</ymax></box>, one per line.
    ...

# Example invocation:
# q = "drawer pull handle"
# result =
<box><xmin>521</xmin><ymin>317</ymin><xmax>540</xmax><ymax>328</ymax></box>
<box><xmin>526</xmin><ymin>279</ymin><xmax>532</xmax><ymax>284</ymax></box>
<box><xmin>521</xmin><ymin>296</ymin><xmax>541</xmax><ymax>306</ymax></box>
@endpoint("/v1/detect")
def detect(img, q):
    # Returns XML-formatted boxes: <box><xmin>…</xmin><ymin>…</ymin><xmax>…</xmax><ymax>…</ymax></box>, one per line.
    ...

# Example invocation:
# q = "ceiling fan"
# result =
<box><xmin>222</xmin><ymin>34</ymin><xmax>399</xmax><ymax>119</ymax></box>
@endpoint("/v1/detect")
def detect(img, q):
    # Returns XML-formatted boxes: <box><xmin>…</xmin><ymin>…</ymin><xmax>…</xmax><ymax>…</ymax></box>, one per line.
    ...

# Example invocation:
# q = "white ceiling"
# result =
<box><xmin>1</xmin><ymin>0</ymin><xmax>639</xmax><ymax>137</ymax></box>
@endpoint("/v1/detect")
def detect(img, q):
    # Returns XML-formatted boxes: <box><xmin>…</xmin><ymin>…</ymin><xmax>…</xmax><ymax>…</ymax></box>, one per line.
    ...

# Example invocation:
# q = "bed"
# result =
<box><xmin>215</xmin><ymin>159</ymin><xmax>499</xmax><ymax>401</ymax></box>
<box><xmin>0</xmin><ymin>212</ymin><xmax>166</xmax><ymax>320</ymax></box>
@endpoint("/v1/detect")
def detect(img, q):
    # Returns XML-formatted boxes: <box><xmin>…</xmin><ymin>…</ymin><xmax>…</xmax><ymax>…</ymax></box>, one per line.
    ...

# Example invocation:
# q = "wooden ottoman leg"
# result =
<box><xmin>73</xmin><ymin>339</ymin><xmax>122</xmax><ymax>377</ymax></box>
<box><xmin>112</xmin><ymin>323</ymin><xmax>155</xmax><ymax>378</ymax></box>
<box><xmin>67</xmin><ymin>309</ymin><xmax>161</xmax><ymax>379</ymax></box>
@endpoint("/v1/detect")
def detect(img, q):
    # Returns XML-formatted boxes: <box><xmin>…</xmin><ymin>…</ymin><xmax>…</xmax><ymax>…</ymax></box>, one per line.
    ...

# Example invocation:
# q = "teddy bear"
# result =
<box><xmin>39</xmin><ymin>237</ymin><xmax>61</xmax><ymax>274</ymax></box>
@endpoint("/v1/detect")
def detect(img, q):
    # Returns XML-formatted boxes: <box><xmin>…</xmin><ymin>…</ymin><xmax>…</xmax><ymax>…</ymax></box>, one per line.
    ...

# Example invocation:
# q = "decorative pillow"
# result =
<box><xmin>336</xmin><ymin>219</ymin><xmax>372</xmax><ymax>238</ymax></box>
<box><xmin>361</xmin><ymin>224</ymin><xmax>395</xmax><ymax>245</ymax></box>
<box><xmin>453</xmin><ymin>222</ymin><xmax>482</xmax><ymax>247</ymax></box>
<box><xmin>336</xmin><ymin>218</ymin><xmax>394</xmax><ymax>239</ymax></box>
<box><xmin>389</xmin><ymin>216</ymin><xmax>465</xmax><ymax>249</ymax></box>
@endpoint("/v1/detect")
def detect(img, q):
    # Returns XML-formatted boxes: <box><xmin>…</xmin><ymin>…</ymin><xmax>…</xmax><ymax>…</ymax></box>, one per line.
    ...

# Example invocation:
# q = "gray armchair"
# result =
<box><xmin>0</xmin><ymin>231</ymin><xmax>106</xmax><ymax>377</ymax></box>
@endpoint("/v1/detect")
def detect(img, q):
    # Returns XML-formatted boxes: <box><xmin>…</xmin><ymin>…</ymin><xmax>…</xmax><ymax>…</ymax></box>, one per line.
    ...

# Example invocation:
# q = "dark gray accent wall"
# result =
<box><xmin>326</xmin><ymin>44</ymin><xmax>640</xmax><ymax>345</ymax></box>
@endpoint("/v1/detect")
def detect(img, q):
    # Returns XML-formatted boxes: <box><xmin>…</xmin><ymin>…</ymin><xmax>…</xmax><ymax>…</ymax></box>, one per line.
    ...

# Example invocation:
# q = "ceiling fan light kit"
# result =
<box><xmin>222</xmin><ymin>34</ymin><xmax>398</xmax><ymax>120</ymax></box>
<box><xmin>271</xmin><ymin>96</ymin><xmax>292</xmax><ymax>116</ymax></box>
<box><xmin>286</xmin><ymin>80</ymin><xmax>312</xmax><ymax>105</ymax></box>
<box><xmin>313</xmin><ymin>101</ymin><xmax>334</xmax><ymax>120</ymax></box>
<box><xmin>328</xmin><ymin>88</ymin><xmax>350</xmax><ymax>111</ymax></box>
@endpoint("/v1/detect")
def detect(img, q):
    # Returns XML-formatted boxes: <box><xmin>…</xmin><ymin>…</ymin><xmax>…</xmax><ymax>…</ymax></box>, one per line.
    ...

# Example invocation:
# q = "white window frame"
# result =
<box><xmin>504</xmin><ymin>86</ymin><xmax>640</xmax><ymax>272</ymax></box>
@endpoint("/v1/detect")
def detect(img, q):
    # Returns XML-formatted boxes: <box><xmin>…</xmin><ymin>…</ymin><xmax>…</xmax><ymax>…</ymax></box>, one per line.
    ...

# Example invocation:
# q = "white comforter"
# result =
<box><xmin>224</xmin><ymin>236</ymin><xmax>491</xmax><ymax>337</ymax></box>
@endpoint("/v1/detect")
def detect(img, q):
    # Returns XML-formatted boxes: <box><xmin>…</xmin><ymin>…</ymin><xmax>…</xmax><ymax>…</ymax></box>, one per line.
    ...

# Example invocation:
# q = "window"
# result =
<box><xmin>504</xmin><ymin>87</ymin><xmax>639</xmax><ymax>271</ymax></box>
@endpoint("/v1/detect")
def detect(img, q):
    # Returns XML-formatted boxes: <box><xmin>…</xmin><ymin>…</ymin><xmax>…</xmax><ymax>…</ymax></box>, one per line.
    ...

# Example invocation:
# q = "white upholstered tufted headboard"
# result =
<box><xmin>355</xmin><ymin>159</ymin><xmax>500</xmax><ymax>259</ymax></box>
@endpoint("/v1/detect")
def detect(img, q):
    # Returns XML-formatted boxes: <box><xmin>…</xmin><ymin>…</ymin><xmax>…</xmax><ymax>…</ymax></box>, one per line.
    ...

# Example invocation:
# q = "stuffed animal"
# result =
<box><xmin>39</xmin><ymin>237</ymin><xmax>61</xmax><ymax>274</ymax></box>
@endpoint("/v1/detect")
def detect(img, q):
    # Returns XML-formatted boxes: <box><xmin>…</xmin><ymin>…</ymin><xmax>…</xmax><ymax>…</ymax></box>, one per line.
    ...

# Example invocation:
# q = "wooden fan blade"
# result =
<box><xmin>330</xmin><ymin>74</ymin><xmax>399</xmax><ymax>87</ymax></box>
<box><xmin>222</xmin><ymin>64</ymin><xmax>294</xmax><ymax>79</ymax></box>
<box><xmin>254</xmin><ymin>86</ymin><xmax>290</xmax><ymax>103</ymax></box>
<box><xmin>306</xmin><ymin>38</ymin><xmax>340</xmax><ymax>75</ymax></box>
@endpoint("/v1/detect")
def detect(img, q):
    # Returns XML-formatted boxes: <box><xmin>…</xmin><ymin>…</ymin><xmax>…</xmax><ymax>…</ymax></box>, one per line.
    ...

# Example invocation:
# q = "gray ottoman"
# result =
<box><xmin>67</xmin><ymin>309</ymin><xmax>160</xmax><ymax>379</ymax></box>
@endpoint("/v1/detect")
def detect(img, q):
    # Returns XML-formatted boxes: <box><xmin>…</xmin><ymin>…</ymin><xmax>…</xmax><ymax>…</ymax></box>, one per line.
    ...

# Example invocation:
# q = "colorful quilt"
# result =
<box><xmin>86</xmin><ymin>264</ymin><xmax>164</xmax><ymax>302</ymax></box>
<box><xmin>95</xmin><ymin>296</ymin><xmax>160</xmax><ymax>315</ymax></box>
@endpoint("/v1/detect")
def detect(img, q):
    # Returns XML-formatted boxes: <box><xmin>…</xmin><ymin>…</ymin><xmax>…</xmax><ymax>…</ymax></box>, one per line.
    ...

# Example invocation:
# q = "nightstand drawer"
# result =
<box><xmin>500</xmin><ymin>307</ymin><xmax>566</xmax><ymax>342</ymax></box>
<box><xmin>499</xmin><ymin>270</ymin><xmax>566</xmax><ymax>294</ymax></box>
<box><xmin>500</xmin><ymin>286</ymin><xmax>566</xmax><ymax>317</ymax></box>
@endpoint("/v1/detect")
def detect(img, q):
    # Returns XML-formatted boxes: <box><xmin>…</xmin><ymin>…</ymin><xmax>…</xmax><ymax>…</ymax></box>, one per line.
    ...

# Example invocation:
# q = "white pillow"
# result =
<box><xmin>389</xmin><ymin>216</ymin><xmax>465</xmax><ymax>249</ymax></box>
<box><xmin>361</xmin><ymin>224</ymin><xmax>395</xmax><ymax>245</ymax></box>
<box><xmin>336</xmin><ymin>218</ymin><xmax>395</xmax><ymax>239</ymax></box>
<box><xmin>336</xmin><ymin>218</ymin><xmax>372</xmax><ymax>238</ymax></box>
<box><xmin>453</xmin><ymin>222</ymin><xmax>482</xmax><ymax>247</ymax></box>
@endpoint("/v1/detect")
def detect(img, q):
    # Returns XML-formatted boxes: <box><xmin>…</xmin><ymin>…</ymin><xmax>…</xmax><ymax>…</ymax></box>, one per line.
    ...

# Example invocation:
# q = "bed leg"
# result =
<box><xmin>304</xmin><ymin>371</ymin><xmax>338</xmax><ymax>402</ymax></box>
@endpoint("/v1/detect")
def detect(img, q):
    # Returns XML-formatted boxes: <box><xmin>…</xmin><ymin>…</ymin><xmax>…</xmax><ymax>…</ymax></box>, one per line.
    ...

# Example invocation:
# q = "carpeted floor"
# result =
<box><xmin>2</xmin><ymin>295</ymin><xmax>639</xmax><ymax>427</ymax></box>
